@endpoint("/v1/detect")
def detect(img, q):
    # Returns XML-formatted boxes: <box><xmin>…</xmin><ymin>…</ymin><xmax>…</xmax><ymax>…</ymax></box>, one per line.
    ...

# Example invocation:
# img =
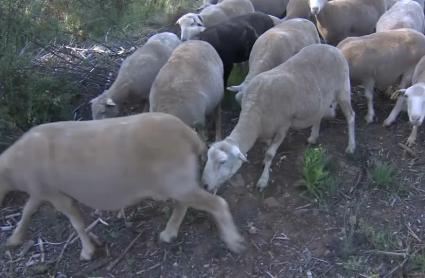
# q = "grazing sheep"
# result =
<box><xmin>202</xmin><ymin>44</ymin><xmax>356</xmax><ymax>191</ymax></box>
<box><xmin>0</xmin><ymin>113</ymin><xmax>244</xmax><ymax>260</ymax></box>
<box><xmin>386</xmin><ymin>0</ymin><xmax>424</xmax><ymax>9</ymax></box>
<box><xmin>337</xmin><ymin>29</ymin><xmax>425</xmax><ymax>123</ymax></box>
<box><xmin>285</xmin><ymin>0</ymin><xmax>313</xmax><ymax>20</ymax></box>
<box><xmin>377</xmin><ymin>0</ymin><xmax>424</xmax><ymax>33</ymax></box>
<box><xmin>384</xmin><ymin>55</ymin><xmax>425</xmax><ymax>146</ymax></box>
<box><xmin>149</xmin><ymin>40</ymin><xmax>224</xmax><ymax>139</ymax></box>
<box><xmin>308</xmin><ymin>0</ymin><xmax>386</xmax><ymax>45</ymax></box>
<box><xmin>177</xmin><ymin>0</ymin><xmax>255</xmax><ymax>41</ymax></box>
<box><xmin>90</xmin><ymin>32</ymin><xmax>180</xmax><ymax>120</ymax></box>
<box><xmin>197</xmin><ymin>12</ymin><xmax>275</xmax><ymax>86</ymax></box>
<box><xmin>199</xmin><ymin>0</ymin><xmax>289</xmax><ymax>17</ymax></box>
<box><xmin>228</xmin><ymin>18</ymin><xmax>321</xmax><ymax>102</ymax></box>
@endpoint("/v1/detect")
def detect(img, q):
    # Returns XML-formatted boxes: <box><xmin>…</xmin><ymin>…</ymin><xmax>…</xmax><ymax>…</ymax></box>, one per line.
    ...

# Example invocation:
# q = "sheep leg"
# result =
<box><xmin>50</xmin><ymin>194</ymin><xmax>96</xmax><ymax>261</ymax></box>
<box><xmin>363</xmin><ymin>80</ymin><xmax>375</xmax><ymax>123</ymax></box>
<box><xmin>406</xmin><ymin>125</ymin><xmax>418</xmax><ymax>147</ymax></box>
<box><xmin>257</xmin><ymin>130</ymin><xmax>287</xmax><ymax>191</ymax></box>
<box><xmin>214</xmin><ymin>104</ymin><xmax>222</xmax><ymax>141</ymax></box>
<box><xmin>338</xmin><ymin>100</ymin><xmax>356</xmax><ymax>153</ymax></box>
<box><xmin>159</xmin><ymin>202</ymin><xmax>188</xmax><ymax>243</ymax></box>
<box><xmin>383</xmin><ymin>97</ymin><xmax>405</xmax><ymax>126</ymax></box>
<box><xmin>307</xmin><ymin>121</ymin><xmax>321</xmax><ymax>144</ymax></box>
<box><xmin>6</xmin><ymin>197</ymin><xmax>42</xmax><ymax>247</ymax></box>
<box><xmin>179</xmin><ymin>188</ymin><xmax>244</xmax><ymax>253</ymax></box>
<box><xmin>142</xmin><ymin>100</ymin><xmax>150</xmax><ymax>113</ymax></box>
<box><xmin>0</xmin><ymin>187</ymin><xmax>8</xmax><ymax>206</ymax></box>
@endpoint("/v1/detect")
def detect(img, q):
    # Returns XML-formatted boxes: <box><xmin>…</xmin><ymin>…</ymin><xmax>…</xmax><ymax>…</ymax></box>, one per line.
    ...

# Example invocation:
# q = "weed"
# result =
<box><xmin>301</xmin><ymin>146</ymin><xmax>335</xmax><ymax>200</ymax></box>
<box><xmin>408</xmin><ymin>251</ymin><xmax>425</xmax><ymax>273</ymax></box>
<box><xmin>370</xmin><ymin>161</ymin><xmax>398</xmax><ymax>191</ymax></box>
<box><xmin>358</xmin><ymin>220</ymin><xmax>399</xmax><ymax>251</ymax></box>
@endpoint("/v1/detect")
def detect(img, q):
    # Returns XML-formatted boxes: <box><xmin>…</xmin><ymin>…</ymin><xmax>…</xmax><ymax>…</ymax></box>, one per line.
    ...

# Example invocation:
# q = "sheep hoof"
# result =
<box><xmin>80</xmin><ymin>246</ymin><xmax>96</xmax><ymax>261</ymax></box>
<box><xmin>159</xmin><ymin>230</ymin><xmax>177</xmax><ymax>243</ymax></box>
<box><xmin>6</xmin><ymin>234</ymin><xmax>24</xmax><ymax>247</ymax></box>
<box><xmin>406</xmin><ymin>138</ymin><xmax>416</xmax><ymax>148</ymax></box>
<box><xmin>256</xmin><ymin>180</ymin><xmax>268</xmax><ymax>191</ymax></box>
<box><xmin>307</xmin><ymin>137</ymin><xmax>317</xmax><ymax>144</ymax></box>
<box><xmin>383</xmin><ymin>119</ymin><xmax>392</xmax><ymax>127</ymax></box>
<box><xmin>345</xmin><ymin>145</ymin><xmax>355</xmax><ymax>154</ymax></box>
<box><xmin>226</xmin><ymin>234</ymin><xmax>245</xmax><ymax>254</ymax></box>
<box><xmin>365</xmin><ymin>114</ymin><xmax>374</xmax><ymax>124</ymax></box>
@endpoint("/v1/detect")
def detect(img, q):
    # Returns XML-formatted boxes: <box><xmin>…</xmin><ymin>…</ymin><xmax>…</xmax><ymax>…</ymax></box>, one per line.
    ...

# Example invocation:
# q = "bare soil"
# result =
<box><xmin>1</xmin><ymin>89</ymin><xmax>425</xmax><ymax>278</ymax></box>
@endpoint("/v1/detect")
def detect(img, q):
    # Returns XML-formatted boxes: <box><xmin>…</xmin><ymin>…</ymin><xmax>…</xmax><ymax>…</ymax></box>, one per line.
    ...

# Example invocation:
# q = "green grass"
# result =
<box><xmin>359</xmin><ymin>220</ymin><xmax>399</xmax><ymax>251</ymax></box>
<box><xmin>370</xmin><ymin>161</ymin><xmax>397</xmax><ymax>190</ymax></box>
<box><xmin>301</xmin><ymin>146</ymin><xmax>335</xmax><ymax>201</ymax></box>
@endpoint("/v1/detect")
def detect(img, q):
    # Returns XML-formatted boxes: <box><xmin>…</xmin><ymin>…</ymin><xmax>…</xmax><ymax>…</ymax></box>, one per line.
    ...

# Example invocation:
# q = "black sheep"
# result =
<box><xmin>197</xmin><ymin>12</ymin><xmax>275</xmax><ymax>86</ymax></box>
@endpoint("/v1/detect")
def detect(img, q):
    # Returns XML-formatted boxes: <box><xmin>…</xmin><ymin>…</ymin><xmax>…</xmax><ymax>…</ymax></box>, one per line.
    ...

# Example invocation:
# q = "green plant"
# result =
<box><xmin>301</xmin><ymin>146</ymin><xmax>335</xmax><ymax>200</ymax></box>
<box><xmin>358</xmin><ymin>220</ymin><xmax>399</xmax><ymax>251</ymax></box>
<box><xmin>408</xmin><ymin>251</ymin><xmax>425</xmax><ymax>273</ymax></box>
<box><xmin>370</xmin><ymin>161</ymin><xmax>397</xmax><ymax>189</ymax></box>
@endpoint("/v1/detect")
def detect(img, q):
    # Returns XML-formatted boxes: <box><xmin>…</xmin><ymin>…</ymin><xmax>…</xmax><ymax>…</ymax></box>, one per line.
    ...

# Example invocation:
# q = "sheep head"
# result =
<box><xmin>308</xmin><ymin>0</ymin><xmax>328</xmax><ymax>15</ymax></box>
<box><xmin>176</xmin><ymin>13</ymin><xmax>206</xmax><ymax>41</ymax></box>
<box><xmin>202</xmin><ymin>140</ymin><xmax>248</xmax><ymax>191</ymax></box>
<box><xmin>90</xmin><ymin>92</ymin><xmax>119</xmax><ymax>120</ymax></box>
<box><xmin>398</xmin><ymin>84</ymin><xmax>425</xmax><ymax>126</ymax></box>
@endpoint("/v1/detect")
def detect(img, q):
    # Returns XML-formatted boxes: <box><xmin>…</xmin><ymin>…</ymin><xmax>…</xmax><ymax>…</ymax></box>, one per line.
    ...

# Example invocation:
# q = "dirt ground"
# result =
<box><xmin>1</xmin><ymin>88</ymin><xmax>425</xmax><ymax>278</ymax></box>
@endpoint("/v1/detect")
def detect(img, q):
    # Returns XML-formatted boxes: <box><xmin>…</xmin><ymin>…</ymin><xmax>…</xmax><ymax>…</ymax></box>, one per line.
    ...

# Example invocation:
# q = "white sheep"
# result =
<box><xmin>199</xmin><ymin>0</ymin><xmax>289</xmax><ymax>17</ymax></box>
<box><xmin>386</xmin><ymin>0</ymin><xmax>424</xmax><ymax>9</ymax></box>
<box><xmin>228</xmin><ymin>18</ymin><xmax>321</xmax><ymax>102</ymax></box>
<box><xmin>384</xmin><ymin>55</ymin><xmax>425</xmax><ymax>146</ymax></box>
<box><xmin>0</xmin><ymin>113</ymin><xmax>244</xmax><ymax>260</ymax></box>
<box><xmin>202</xmin><ymin>44</ymin><xmax>356</xmax><ymax>191</ymax></box>
<box><xmin>377</xmin><ymin>0</ymin><xmax>425</xmax><ymax>33</ymax></box>
<box><xmin>285</xmin><ymin>0</ymin><xmax>314</xmax><ymax>20</ymax></box>
<box><xmin>177</xmin><ymin>0</ymin><xmax>255</xmax><ymax>41</ymax></box>
<box><xmin>308</xmin><ymin>0</ymin><xmax>386</xmax><ymax>45</ymax></box>
<box><xmin>337</xmin><ymin>28</ymin><xmax>425</xmax><ymax>123</ymax></box>
<box><xmin>149</xmin><ymin>40</ymin><xmax>224</xmax><ymax>140</ymax></box>
<box><xmin>90</xmin><ymin>32</ymin><xmax>180</xmax><ymax>119</ymax></box>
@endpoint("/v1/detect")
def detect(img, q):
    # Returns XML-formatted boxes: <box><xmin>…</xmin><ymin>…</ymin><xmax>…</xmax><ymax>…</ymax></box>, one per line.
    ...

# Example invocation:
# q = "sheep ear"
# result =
<box><xmin>106</xmin><ymin>98</ymin><xmax>116</xmax><ymax>106</ymax></box>
<box><xmin>230</xmin><ymin>145</ymin><xmax>248</xmax><ymax>162</ymax></box>
<box><xmin>195</xmin><ymin>15</ymin><xmax>204</xmax><ymax>26</ymax></box>
<box><xmin>216</xmin><ymin>150</ymin><xmax>228</xmax><ymax>162</ymax></box>
<box><xmin>391</xmin><ymin>89</ymin><xmax>407</xmax><ymax>100</ymax></box>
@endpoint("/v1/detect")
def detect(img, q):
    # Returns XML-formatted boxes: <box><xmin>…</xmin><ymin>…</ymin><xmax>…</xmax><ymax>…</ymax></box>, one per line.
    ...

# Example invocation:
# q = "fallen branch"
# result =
<box><xmin>398</xmin><ymin>143</ymin><xmax>415</xmax><ymax>157</ymax></box>
<box><xmin>106</xmin><ymin>230</ymin><xmax>144</xmax><ymax>271</ymax></box>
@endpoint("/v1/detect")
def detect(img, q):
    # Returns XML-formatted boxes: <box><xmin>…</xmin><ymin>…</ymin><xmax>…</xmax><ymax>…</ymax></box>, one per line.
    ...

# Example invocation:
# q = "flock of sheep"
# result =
<box><xmin>1</xmin><ymin>0</ymin><xmax>425</xmax><ymax>262</ymax></box>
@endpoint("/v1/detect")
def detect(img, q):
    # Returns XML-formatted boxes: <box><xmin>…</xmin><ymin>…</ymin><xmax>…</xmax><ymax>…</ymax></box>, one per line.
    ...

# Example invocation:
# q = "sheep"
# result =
<box><xmin>377</xmin><ymin>0</ymin><xmax>425</xmax><ymax>33</ymax></box>
<box><xmin>228</xmin><ymin>18</ymin><xmax>321</xmax><ymax>103</ymax></box>
<box><xmin>384</xmin><ymin>55</ymin><xmax>425</xmax><ymax>146</ymax></box>
<box><xmin>90</xmin><ymin>32</ymin><xmax>180</xmax><ymax>120</ymax></box>
<box><xmin>0</xmin><ymin>112</ymin><xmax>244</xmax><ymax>260</ymax></box>
<box><xmin>149</xmin><ymin>40</ymin><xmax>224</xmax><ymax>140</ymax></box>
<box><xmin>202</xmin><ymin>44</ymin><xmax>356</xmax><ymax>191</ymax></box>
<box><xmin>337</xmin><ymin>29</ymin><xmax>425</xmax><ymax>123</ymax></box>
<box><xmin>199</xmin><ymin>0</ymin><xmax>289</xmax><ymax>17</ymax></box>
<box><xmin>386</xmin><ymin>0</ymin><xmax>424</xmax><ymax>9</ymax></box>
<box><xmin>197</xmin><ymin>12</ymin><xmax>275</xmax><ymax>86</ymax></box>
<box><xmin>308</xmin><ymin>0</ymin><xmax>386</xmax><ymax>45</ymax></box>
<box><xmin>285</xmin><ymin>0</ymin><xmax>313</xmax><ymax>20</ymax></box>
<box><xmin>177</xmin><ymin>0</ymin><xmax>255</xmax><ymax>41</ymax></box>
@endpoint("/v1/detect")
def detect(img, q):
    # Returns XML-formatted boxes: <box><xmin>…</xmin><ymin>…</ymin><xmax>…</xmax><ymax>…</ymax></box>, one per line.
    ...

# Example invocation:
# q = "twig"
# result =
<box><xmin>54</xmin><ymin>233</ymin><xmax>74</xmax><ymax>268</ymax></box>
<box><xmin>69</xmin><ymin>218</ymin><xmax>101</xmax><ymax>244</ymax></box>
<box><xmin>383</xmin><ymin>246</ymin><xmax>425</xmax><ymax>278</ymax></box>
<box><xmin>294</xmin><ymin>203</ymin><xmax>312</xmax><ymax>210</ymax></box>
<box><xmin>38</xmin><ymin>238</ymin><xmax>45</xmax><ymax>263</ymax></box>
<box><xmin>398</xmin><ymin>143</ymin><xmax>415</xmax><ymax>157</ymax></box>
<box><xmin>407</xmin><ymin>225</ymin><xmax>423</xmax><ymax>243</ymax></box>
<box><xmin>367</xmin><ymin>250</ymin><xmax>407</xmax><ymax>258</ymax></box>
<box><xmin>106</xmin><ymin>230</ymin><xmax>144</xmax><ymax>271</ymax></box>
<box><xmin>136</xmin><ymin>263</ymin><xmax>161</xmax><ymax>275</ymax></box>
<box><xmin>5</xmin><ymin>212</ymin><xmax>21</xmax><ymax>219</ymax></box>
